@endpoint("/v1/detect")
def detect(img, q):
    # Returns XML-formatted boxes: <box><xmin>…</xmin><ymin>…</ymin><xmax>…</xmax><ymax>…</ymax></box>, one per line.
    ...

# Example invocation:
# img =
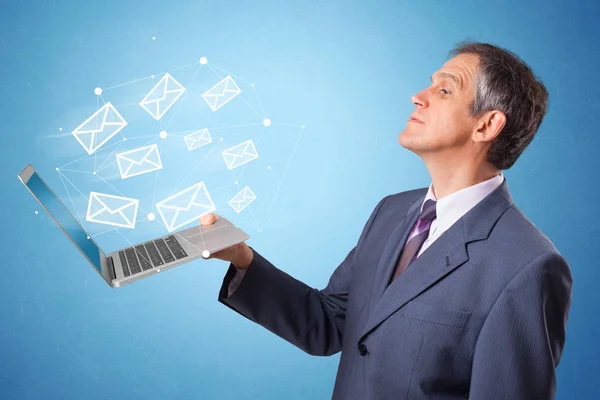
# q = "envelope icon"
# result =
<box><xmin>140</xmin><ymin>73</ymin><xmax>186</xmax><ymax>120</ymax></box>
<box><xmin>86</xmin><ymin>192</ymin><xmax>139</xmax><ymax>229</ymax></box>
<box><xmin>184</xmin><ymin>128</ymin><xmax>212</xmax><ymax>151</ymax></box>
<box><xmin>229</xmin><ymin>186</ymin><xmax>257</xmax><ymax>213</ymax></box>
<box><xmin>116</xmin><ymin>144</ymin><xmax>163</xmax><ymax>179</ymax></box>
<box><xmin>222</xmin><ymin>140</ymin><xmax>259</xmax><ymax>170</ymax></box>
<box><xmin>155</xmin><ymin>182</ymin><xmax>216</xmax><ymax>232</ymax></box>
<box><xmin>202</xmin><ymin>75</ymin><xmax>241</xmax><ymax>112</ymax></box>
<box><xmin>72</xmin><ymin>102</ymin><xmax>127</xmax><ymax>155</ymax></box>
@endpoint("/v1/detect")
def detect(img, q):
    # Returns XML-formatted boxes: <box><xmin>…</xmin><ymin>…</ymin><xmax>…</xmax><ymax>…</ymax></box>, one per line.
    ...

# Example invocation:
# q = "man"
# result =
<box><xmin>200</xmin><ymin>41</ymin><xmax>573</xmax><ymax>399</ymax></box>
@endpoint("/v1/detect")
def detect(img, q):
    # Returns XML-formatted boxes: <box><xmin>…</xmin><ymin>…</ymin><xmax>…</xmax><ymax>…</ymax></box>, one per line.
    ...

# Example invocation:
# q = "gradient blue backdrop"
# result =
<box><xmin>1</xmin><ymin>0</ymin><xmax>598</xmax><ymax>398</ymax></box>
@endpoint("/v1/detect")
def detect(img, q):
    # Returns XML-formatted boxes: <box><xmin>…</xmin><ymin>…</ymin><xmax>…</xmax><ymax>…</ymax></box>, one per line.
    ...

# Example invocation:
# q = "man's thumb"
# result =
<box><xmin>200</xmin><ymin>213</ymin><xmax>218</xmax><ymax>225</ymax></box>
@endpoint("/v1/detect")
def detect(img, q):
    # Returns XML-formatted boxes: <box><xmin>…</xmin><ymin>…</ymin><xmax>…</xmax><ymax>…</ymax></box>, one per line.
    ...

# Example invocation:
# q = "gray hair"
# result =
<box><xmin>448</xmin><ymin>41</ymin><xmax>549</xmax><ymax>170</ymax></box>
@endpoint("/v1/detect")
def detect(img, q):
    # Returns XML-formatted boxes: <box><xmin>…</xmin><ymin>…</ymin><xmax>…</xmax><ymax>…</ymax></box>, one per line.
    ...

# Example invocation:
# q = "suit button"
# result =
<box><xmin>358</xmin><ymin>344</ymin><xmax>368</xmax><ymax>356</ymax></box>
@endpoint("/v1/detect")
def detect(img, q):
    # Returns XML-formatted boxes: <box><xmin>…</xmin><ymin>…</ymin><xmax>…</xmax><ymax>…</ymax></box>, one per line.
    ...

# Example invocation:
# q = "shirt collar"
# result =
<box><xmin>421</xmin><ymin>172</ymin><xmax>505</xmax><ymax>234</ymax></box>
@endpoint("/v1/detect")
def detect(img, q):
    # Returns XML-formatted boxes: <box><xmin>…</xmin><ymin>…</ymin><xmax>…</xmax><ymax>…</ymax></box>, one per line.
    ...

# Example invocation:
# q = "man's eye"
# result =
<box><xmin>440</xmin><ymin>88</ymin><xmax>451</xmax><ymax>95</ymax></box>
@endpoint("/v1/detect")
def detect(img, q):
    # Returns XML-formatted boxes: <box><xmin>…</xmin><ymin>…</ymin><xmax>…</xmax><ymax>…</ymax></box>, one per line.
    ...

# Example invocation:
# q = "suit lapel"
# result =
<box><xmin>359</xmin><ymin>177</ymin><xmax>514</xmax><ymax>341</ymax></box>
<box><xmin>367</xmin><ymin>198</ymin><xmax>422</xmax><ymax>310</ymax></box>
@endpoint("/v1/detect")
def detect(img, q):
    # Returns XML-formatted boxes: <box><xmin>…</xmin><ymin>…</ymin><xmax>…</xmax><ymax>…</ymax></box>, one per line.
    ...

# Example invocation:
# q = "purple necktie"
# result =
<box><xmin>391</xmin><ymin>199</ymin><xmax>437</xmax><ymax>282</ymax></box>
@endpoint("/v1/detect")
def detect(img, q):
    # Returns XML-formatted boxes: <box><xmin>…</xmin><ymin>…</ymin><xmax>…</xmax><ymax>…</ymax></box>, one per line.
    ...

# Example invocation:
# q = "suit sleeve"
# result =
<box><xmin>468</xmin><ymin>252</ymin><xmax>573</xmax><ymax>399</ymax></box>
<box><xmin>217</xmin><ymin>196</ymin><xmax>388</xmax><ymax>356</ymax></box>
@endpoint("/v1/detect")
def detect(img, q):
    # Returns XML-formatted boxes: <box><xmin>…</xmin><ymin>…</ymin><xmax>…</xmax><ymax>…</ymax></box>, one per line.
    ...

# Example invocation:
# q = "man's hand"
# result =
<box><xmin>199</xmin><ymin>213</ymin><xmax>254</xmax><ymax>269</ymax></box>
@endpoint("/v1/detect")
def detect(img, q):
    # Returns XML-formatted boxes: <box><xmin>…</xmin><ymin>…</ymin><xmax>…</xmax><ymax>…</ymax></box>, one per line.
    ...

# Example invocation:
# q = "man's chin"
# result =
<box><xmin>398</xmin><ymin>130</ymin><xmax>414</xmax><ymax>149</ymax></box>
<box><xmin>398</xmin><ymin>131</ymin><xmax>427</xmax><ymax>155</ymax></box>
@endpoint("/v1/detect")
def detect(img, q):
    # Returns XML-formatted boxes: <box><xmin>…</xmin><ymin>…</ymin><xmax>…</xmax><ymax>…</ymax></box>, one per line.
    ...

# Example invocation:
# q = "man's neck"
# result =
<box><xmin>427</xmin><ymin>163</ymin><xmax>501</xmax><ymax>200</ymax></box>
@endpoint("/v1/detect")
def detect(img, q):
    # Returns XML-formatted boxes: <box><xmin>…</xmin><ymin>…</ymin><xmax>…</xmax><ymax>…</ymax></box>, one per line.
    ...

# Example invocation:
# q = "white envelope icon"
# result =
<box><xmin>222</xmin><ymin>140</ymin><xmax>259</xmax><ymax>170</ymax></box>
<box><xmin>72</xmin><ymin>102</ymin><xmax>127</xmax><ymax>155</ymax></box>
<box><xmin>116</xmin><ymin>144</ymin><xmax>163</xmax><ymax>179</ymax></box>
<box><xmin>86</xmin><ymin>192</ymin><xmax>139</xmax><ymax>229</ymax></box>
<box><xmin>229</xmin><ymin>186</ymin><xmax>257</xmax><ymax>213</ymax></box>
<box><xmin>139</xmin><ymin>73</ymin><xmax>186</xmax><ymax>120</ymax></box>
<box><xmin>155</xmin><ymin>182</ymin><xmax>216</xmax><ymax>232</ymax></box>
<box><xmin>202</xmin><ymin>75</ymin><xmax>241</xmax><ymax>112</ymax></box>
<box><xmin>184</xmin><ymin>128</ymin><xmax>212</xmax><ymax>151</ymax></box>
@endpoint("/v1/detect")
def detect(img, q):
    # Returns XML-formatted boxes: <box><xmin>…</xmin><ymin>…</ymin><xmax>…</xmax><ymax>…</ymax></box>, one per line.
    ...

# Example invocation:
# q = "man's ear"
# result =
<box><xmin>473</xmin><ymin>110</ymin><xmax>506</xmax><ymax>143</ymax></box>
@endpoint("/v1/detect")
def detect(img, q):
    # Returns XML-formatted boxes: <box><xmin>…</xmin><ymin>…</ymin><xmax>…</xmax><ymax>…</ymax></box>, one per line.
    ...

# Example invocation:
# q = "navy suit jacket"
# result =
<box><xmin>218</xmin><ymin>178</ymin><xmax>573</xmax><ymax>399</ymax></box>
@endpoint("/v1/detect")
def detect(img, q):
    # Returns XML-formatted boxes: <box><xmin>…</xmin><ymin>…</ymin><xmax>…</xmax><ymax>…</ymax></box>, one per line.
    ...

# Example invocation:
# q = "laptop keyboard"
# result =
<box><xmin>118</xmin><ymin>236</ymin><xmax>188</xmax><ymax>277</ymax></box>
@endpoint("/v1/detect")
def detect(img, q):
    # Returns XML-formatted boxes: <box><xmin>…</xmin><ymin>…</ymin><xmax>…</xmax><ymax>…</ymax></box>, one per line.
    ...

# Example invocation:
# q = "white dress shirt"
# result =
<box><xmin>414</xmin><ymin>171</ymin><xmax>505</xmax><ymax>257</ymax></box>
<box><xmin>227</xmin><ymin>172</ymin><xmax>505</xmax><ymax>297</ymax></box>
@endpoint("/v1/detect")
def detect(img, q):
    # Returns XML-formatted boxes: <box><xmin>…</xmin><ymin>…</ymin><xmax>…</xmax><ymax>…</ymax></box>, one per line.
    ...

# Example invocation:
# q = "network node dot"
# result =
<box><xmin>147</xmin><ymin>213</ymin><xmax>156</xmax><ymax>221</ymax></box>
<box><xmin>94</xmin><ymin>87</ymin><xmax>102</xmax><ymax>96</ymax></box>
<box><xmin>251</xmin><ymin>83</ymin><xmax>254</xmax><ymax>87</ymax></box>
<box><xmin>35</xmin><ymin>211</ymin><xmax>38</xmax><ymax>215</ymax></box>
<box><xmin>55</xmin><ymin>167</ymin><xmax>59</xmax><ymax>171</ymax></box>
<box><xmin>86</xmin><ymin>236</ymin><xmax>90</xmax><ymax>239</ymax></box>
<box><xmin>151</xmin><ymin>74</ymin><xmax>155</xmax><ymax>79</ymax></box>
<box><xmin>122</xmin><ymin>137</ymin><xmax>126</xmax><ymax>141</ymax></box>
<box><xmin>152</xmin><ymin>36</ymin><xmax>156</xmax><ymax>41</ymax></box>
<box><xmin>202</xmin><ymin>250</ymin><xmax>210</xmax><ymax>258</ymax></box>
<box><xmin>93</xmin><ymin>171</ymin><xmax>97</xmax><ymax>175</ymax></box>
<box><xmin>59</xmin><ymin>128</ymin><xmax>62</xmax><ymax>131</ymax></box>
<box><xmin>268</xmin><ymin>165</ymin><xmax>271</xmax><ymax>170</ymax></box>
<box><xmin>235</xmin><ymin>181</ymin><xmax>238</xmax><ymax>185</ymax></box>
<box><xmin>199</xmin><ymin>57</ymin><xmax>208</xmax><ymax>65</ymax></box>
<box><xmin>263</xmin><ymin>118</ymin><xmax>272</xmax><ymax>127</ymax></box>
<box><xmin>159</xmin><ymin>130</ymin><xmax>168</xmax><ymax>139</ymax></box>
<box><xmin>302</xmin><ymin>125</ymin><xmax>306</xmax><ymax>128</ymax></box>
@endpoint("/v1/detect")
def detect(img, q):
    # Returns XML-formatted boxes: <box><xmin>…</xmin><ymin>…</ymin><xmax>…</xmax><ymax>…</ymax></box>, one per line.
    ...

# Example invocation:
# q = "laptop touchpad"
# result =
<box><xmin>176</xmin><ymin>217</ymin><xmax>250</xmax><ymax>255</ymax></box>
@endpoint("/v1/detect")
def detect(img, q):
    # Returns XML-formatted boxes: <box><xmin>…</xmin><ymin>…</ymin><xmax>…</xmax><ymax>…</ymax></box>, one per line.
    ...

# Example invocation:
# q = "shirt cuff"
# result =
<box><xmin>227</xmin><ymin>267</ymin><xmax>249</xmax><ymax>297</ymax></box>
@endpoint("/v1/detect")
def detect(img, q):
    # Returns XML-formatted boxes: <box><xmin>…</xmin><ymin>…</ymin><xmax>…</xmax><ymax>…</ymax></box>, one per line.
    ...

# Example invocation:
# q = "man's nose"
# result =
<box><xmin>411</xmin><ymin>88</ymin><xmax>428</xmax><ymax>108</ymax></box>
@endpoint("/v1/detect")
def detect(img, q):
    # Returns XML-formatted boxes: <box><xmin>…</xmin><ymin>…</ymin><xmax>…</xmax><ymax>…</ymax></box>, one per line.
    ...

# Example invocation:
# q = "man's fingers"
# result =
<box><xmin>200</xmin><ymin>213</ymin><xmax>218</xmax><ymax>225</ymax></box>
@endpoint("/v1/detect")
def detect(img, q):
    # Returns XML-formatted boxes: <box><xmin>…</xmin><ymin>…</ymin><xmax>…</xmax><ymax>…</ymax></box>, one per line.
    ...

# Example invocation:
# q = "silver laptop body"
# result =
<box><xmin>18</xmin><ymin>164</ymin><xmax>250</xmax><ymax>288</ymax></box>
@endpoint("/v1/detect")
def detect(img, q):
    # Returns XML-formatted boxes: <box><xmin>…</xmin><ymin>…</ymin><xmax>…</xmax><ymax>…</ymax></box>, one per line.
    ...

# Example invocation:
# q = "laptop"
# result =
<box><xmin>18</xmin><ymin>164</ymin><xmax>250</xmax><ymax>288</ymax></box>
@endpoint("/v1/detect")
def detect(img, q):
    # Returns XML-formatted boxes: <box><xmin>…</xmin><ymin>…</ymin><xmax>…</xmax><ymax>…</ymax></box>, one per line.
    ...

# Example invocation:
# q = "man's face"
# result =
<box><xmin>398</xmin><ymin>53</ymin><xmax>481</xmax><ymax>157</ymax></box>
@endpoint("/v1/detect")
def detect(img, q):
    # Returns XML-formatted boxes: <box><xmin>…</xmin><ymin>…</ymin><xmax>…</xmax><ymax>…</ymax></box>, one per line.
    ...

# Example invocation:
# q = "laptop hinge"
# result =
<box><xmin>107</xmin><ymin>256</ymin><xmax>117</xmax><ymax>282</ymax></box>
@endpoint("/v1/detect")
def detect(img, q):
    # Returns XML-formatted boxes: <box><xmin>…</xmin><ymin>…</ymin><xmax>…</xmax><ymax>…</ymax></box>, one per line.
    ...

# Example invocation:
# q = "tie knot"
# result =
<box><xmin>419</xmin><ymin>199</ymin><xmax>437</xmax><ymax>222</ymax></box>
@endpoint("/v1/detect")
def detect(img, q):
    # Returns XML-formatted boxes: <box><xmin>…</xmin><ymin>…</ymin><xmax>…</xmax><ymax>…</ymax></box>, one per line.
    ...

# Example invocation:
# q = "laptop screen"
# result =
<box><xmin>25</xmin><ymin>172</ymin><xmax>103</xmax><ymax>272</ymax></box>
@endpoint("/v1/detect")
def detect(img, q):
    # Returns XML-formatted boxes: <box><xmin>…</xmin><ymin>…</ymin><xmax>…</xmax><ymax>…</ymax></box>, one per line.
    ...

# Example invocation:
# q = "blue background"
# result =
<box><xmin>1</xmin><ymin>0</ymin><xmax>599</xmax><ymax>398</ymax></box>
